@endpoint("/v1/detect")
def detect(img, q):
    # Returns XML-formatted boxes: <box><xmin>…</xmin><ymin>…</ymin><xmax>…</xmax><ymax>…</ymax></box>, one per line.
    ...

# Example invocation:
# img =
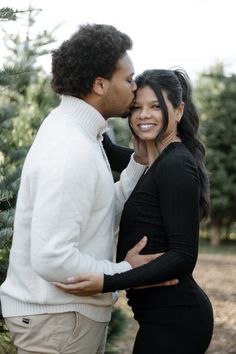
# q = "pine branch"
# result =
<box><xmin>0</xmin><ymin>8</ymin><xmax>17</xmax><ymax>21</ymax></box>
<box><xmin>0</xmin><ymin>209</ymin><xmax>15</xmax><ymax>227</ymax></box>
<box><xmin>0</xmin><ymin>65</ymin><xmax>36</xmax><ymax>87</ymax></box>
<box><xmin>0</xmin><ymin>228</ymin><xmax>13</xmax><ymax>248</ymax></box>
<box><xmin>8</xmin><ymin>147</ymin><xmax>28</xmax><ymax>162</ymax></box>
<box><xmin>0</xmin><ymin>7</ymin><xmax>42</xmax><ymax>22</ymax></box>
<box><xmin>0</xmin><ymin>104</ymin><xmax>17</xmax><ymax>124</ymax></box>
<box><xmin>0</xmin><ymin>258</ymin><xmax>9</xmax><ymax>286</ymax></box>
<box><xmin>0</xmin><ymin>170</ymin><xmax>21</xmax><ymax>198</ymax></box>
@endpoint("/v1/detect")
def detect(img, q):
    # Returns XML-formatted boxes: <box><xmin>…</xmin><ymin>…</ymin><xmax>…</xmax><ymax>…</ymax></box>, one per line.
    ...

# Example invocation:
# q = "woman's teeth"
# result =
<box><xmin>139</xmin><ymin>124</ymin><xmax>156</xmax><ymax>131</ymax></box>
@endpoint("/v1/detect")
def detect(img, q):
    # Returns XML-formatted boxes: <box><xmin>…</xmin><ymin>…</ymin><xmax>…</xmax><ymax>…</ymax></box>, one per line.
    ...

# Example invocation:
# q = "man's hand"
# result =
<box><xmin>125</xmin><ymin>236</ymin><xmax>163</xmax><ymax>268</ymax></box>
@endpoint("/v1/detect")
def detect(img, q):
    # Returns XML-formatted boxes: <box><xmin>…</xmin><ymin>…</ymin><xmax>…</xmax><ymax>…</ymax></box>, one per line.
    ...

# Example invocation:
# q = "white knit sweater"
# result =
<box><xmin>0</xmin><ymin>96</ymin><xmax>146</xmax><ymax>322</ymax></box>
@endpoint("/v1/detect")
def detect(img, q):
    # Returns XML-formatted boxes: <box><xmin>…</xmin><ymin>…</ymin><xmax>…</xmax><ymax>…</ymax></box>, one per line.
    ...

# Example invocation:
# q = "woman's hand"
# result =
<box><xmin>132</xmin><ymin>136</ymin><xmax>149</xmax><ymax>165</ymax></box>
<box><xmin>53</xmin><ymin>273</ymin><xmax>104</xmax><ymax>296</ymax></box>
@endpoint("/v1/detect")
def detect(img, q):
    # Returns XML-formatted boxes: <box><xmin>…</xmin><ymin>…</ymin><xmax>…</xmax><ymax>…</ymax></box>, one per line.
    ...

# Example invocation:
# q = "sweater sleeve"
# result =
<box><xmin>29</xmin><ymin>141</ymin><xmax>129</xmax><ymax>283</ymax></box>
<box><xmin>30</xmin><ymin>139</ymin><xmax>146</xmax><ymax>283</ymax></box>
<box><xmin>102</xmin><ymin>153</ymin><xmax>200</xmax><ymax>292</ymax></box>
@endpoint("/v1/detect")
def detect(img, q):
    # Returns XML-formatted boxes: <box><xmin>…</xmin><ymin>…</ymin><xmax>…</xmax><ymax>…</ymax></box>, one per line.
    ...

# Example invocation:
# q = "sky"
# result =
<box><xmin>1</xmin><ymin>0</ymin><xmax>236</xmax><ymax>81</ymax></box>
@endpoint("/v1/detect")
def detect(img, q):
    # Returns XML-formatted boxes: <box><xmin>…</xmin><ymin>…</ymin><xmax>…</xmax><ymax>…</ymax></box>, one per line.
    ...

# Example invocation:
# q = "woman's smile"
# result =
<box><xmin>138</xmin><ymin>123</ymin><xmax>157</xmax><ymax>132</ymax></box>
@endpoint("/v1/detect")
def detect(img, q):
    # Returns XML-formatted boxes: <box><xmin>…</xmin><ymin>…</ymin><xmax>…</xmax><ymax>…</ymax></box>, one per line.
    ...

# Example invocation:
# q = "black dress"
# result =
<box><xmin>103</xmin><ymin>142</ymin><xmax>214</xmax><ymax>354</ymax></box>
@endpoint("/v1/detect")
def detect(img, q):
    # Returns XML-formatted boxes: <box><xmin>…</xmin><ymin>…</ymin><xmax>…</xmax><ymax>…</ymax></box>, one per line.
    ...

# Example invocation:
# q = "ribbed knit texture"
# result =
<box><xmin>0</xmin><ymin>96</ymin><xmax>146</xmax><ymax>322</ymax></box>
<box><xmin>103</xmin><ymin>143</ymin><xmax>200</xmax><ymax>300</ymax></box>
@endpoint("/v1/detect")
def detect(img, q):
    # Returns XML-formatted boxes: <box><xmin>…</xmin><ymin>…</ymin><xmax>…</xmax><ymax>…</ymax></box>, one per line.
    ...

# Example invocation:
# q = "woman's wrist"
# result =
<box><xmin>133</xmin><ymin>153</ymin><xmax>149</xmax><ymax>165</ymax></box>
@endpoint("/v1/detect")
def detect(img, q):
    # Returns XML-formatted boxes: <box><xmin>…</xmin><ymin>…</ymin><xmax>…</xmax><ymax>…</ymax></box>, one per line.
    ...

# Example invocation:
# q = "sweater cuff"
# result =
<box><xmin>125</xmin><ymin>153</ymin><xmax>147</xmax><ymax>181</ymax></box>
<box><xmin>102</xmin><ymin>261</ymin><xmax>131</xmax><ymax>293</ymax></box>
<box><xmin>113</xmin><ymin>260</ymin><xmax>132</xmax><ymax>274</ymax></box>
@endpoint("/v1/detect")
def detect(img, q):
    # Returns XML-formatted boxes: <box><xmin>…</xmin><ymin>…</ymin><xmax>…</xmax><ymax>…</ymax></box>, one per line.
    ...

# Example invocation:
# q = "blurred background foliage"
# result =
<box><xmin>0</xmin><ymin>5</ymin><xmax>236</xmax><ymax>353</ymax></box>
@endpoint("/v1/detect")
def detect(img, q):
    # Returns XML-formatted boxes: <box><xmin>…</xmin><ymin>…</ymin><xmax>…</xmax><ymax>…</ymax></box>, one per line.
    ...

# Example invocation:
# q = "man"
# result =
<box><xmin>0</xmin><ymin>24</ymin><xmax>162</xmax><ymax>354</ymax></box>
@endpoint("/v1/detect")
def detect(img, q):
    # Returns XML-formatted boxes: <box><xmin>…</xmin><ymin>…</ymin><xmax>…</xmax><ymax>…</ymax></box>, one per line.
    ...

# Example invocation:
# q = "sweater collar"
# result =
<box><xmin>59</xmin><ymin>95</ymin><xmax>109</xmax><ymax>140</ymax></box>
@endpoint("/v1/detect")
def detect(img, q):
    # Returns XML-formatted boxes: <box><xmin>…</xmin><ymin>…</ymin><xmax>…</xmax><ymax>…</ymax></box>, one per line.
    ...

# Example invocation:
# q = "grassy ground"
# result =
<box><xmin>199</xmin><ymin>239</ymin><xmax>236</xmax><ymax>255</ymax></box>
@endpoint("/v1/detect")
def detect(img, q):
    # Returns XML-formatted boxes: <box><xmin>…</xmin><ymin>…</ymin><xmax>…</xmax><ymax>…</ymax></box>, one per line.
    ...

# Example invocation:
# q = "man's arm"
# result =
<box><xmin>30</xmin><ymin>145</ymin><xmax>151</xmax><ymax>283</ymax></box>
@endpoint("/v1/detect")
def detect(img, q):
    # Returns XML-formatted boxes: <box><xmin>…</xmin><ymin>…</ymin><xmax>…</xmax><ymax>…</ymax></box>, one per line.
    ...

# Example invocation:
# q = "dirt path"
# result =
<box><xmin>112</xmin><ymin>254</ymin><xmax>236</xmax><ymax>354</ymax></box>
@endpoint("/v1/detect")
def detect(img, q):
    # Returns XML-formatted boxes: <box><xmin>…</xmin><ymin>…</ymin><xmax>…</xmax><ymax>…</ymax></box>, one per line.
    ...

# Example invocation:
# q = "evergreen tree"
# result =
<box><xmin>0</xmin><ymin>5</ymin><xmax>58</xmax><ymax>298</ymax></box>
<box><xmin>0</xmin><ymin>6</ymin><xmax>20</xmax><ymax>298</ymax></box>
<box><xmin>105</xmin><ymin>307</ymin><xmax>128</xmax><ymax>354</ymax></box>
<box><xmin>195</xmin><ymin>63</ymin><xmax>236</xmax><ymax>245</ymax></box>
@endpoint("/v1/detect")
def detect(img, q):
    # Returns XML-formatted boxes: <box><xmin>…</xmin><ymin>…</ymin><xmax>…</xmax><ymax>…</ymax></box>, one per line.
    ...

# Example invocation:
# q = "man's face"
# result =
<box><xmin>103</xmin><ymin>53</ymin><xmax>137</xmax><ymax>119</ymax></box>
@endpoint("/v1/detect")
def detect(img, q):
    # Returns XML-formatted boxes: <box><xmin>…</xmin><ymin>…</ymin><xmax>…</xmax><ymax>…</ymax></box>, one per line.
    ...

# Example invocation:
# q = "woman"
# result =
<box><xmin>55</xmin><ymin>68</ymin><xmax>214</xmax><ymax>354</ymax></box>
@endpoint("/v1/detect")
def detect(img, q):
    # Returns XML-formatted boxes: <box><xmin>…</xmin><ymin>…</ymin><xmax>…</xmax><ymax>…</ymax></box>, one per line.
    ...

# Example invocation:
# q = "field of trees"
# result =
<box><xmin>0</xmin><ymin>6</ymin><xmax>236</xmax><ymax>353</ymax></box>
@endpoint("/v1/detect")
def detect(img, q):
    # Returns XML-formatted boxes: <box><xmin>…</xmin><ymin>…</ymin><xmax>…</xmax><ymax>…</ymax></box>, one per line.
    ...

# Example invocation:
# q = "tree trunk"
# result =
<box><xmin>209</xmin><ymin>218</ymin><xmax>221</xmax><ymax>246</ymax></box>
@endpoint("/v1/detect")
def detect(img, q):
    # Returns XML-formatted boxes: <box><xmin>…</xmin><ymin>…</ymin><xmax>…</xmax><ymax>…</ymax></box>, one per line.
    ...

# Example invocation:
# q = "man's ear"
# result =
<box><xmin>92</xmin><ymin>77</ymin><xmax>107</xmax><ymax>96</ymax></box>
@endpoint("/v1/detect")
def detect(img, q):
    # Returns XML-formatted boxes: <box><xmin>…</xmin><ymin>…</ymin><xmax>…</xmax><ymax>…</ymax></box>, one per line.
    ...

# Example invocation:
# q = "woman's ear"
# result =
<box><xmin>176</xmin><ymin>102</ymin><xmax>185</xmax><ymax>122</ymax></box>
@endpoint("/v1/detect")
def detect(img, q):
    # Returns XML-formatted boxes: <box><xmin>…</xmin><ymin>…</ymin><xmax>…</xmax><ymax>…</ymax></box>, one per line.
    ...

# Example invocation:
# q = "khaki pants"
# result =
<box><xmin>5</xmin><ymin>312</ymin><xmax>108</xmax><ymax>354</ymax></box>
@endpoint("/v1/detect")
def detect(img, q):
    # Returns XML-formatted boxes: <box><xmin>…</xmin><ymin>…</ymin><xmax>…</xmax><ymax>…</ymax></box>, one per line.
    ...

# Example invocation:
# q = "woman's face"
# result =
<box><xmin>130</xmin><ymin>85</ymin><xmax>183</xmax><ymax>142</ymax></box>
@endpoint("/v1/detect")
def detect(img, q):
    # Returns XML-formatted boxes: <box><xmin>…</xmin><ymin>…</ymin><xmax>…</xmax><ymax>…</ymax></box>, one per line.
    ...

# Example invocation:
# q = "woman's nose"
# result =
<box><xmin>139</xmin><ymin>108</ymin><xmax>151</xmax><ymax>119</ymax></box>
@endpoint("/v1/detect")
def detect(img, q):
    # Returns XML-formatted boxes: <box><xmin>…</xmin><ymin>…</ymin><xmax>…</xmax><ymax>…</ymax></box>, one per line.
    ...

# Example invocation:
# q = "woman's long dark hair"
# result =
<box><xmin>131</xmin><ymin>68</ymin><xmax>210</xmax><ymax>219</ymax></box>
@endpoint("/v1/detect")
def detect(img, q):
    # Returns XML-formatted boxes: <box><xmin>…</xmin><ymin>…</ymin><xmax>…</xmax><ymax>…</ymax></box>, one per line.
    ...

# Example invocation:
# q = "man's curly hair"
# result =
<box><xmin>51</xmin><ymin>24</ymin><xmax>133</xmax><ymax>98</ymax></box>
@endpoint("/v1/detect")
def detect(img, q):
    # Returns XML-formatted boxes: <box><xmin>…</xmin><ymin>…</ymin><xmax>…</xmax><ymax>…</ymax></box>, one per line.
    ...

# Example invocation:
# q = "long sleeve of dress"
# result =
<box><xmin>102</xmin><ymin>151</ymin><xmax>200</xmax><ymax>292</ymax></box>
<box><xmin>102</xmin><ymin>133</ymin><xmax>133</xmax><ymax>173</ymax></box>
